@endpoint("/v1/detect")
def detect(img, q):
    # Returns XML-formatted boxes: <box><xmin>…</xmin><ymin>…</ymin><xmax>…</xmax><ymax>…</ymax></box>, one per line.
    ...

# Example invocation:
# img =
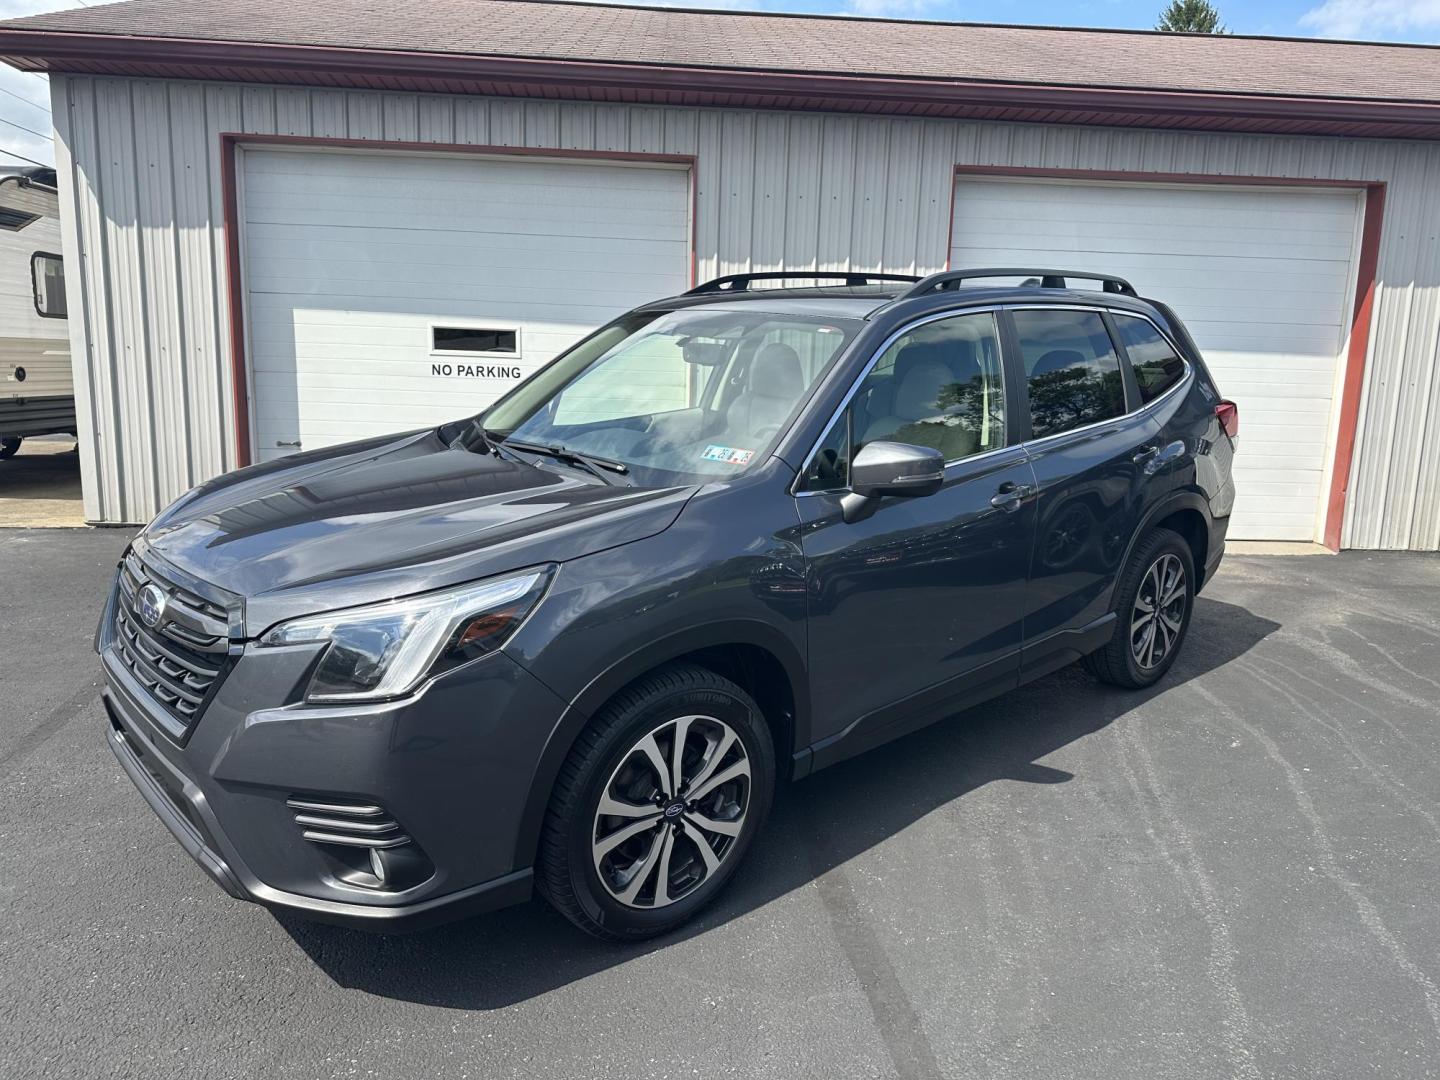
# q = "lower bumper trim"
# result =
<box><xmin>245</xmin><ymin>868</ymin><xmax>535</xmax><ymax>934</ymax></box>
<box><xmin>104</xmin><ymin>688</ymin><xmax>533</xmax><ymax>933</ymax></box>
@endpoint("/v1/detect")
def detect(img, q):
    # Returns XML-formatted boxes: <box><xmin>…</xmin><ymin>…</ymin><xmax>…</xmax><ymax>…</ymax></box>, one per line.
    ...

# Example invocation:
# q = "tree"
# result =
<box><xmin>1156</xmin><ymin>0</ymin><xmax>1227</xmax><ymax>33</ymax></box>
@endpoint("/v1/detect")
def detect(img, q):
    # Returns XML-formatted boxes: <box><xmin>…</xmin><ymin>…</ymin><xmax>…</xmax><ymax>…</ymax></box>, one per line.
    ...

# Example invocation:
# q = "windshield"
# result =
<box><xmin>468</xmin><ymin>308</ymin><xmax>861</xmax><ymax>485</ymax></box>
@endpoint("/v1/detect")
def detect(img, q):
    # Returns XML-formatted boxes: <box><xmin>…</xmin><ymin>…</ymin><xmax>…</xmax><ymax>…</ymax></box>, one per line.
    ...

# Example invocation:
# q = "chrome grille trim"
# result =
<box><xmin>284</xmin><ymin>799</ymin><xmax>387</xmax><ymax>818</ymax></box>
<box><xmin>111</xmin><ymin>552</ymin><xmax>234</xmax><ymax>733</ymax></box>
<box><xmin>292</xmin><ymin>813</ymin><xmax>402</xmax><ymax>835</ymax></box>
<box><xmin>299</xmin><ymin>830</ymin><xmax>412</xmax><ymax>850</ymax></box>
<box><xmin>286</xmin><ymin>797</ymin><xmax>411</xmax><ymax>849</ymax></box>
<box><xmin>114</xmin><ymin>605</ymin><xmax>223</xmax><ymax>722</ymax></box>
<box><xmin>119</xmin><ymin>551</ymin><xmax>230</xmax><ymax>655</ymax></box>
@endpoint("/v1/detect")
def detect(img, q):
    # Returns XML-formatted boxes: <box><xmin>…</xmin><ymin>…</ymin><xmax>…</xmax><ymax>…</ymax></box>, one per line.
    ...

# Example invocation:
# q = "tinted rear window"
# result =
<box><xmin>1114</xmin><ymin>314</ymin><xmax>1186</xmax><ymax>404</ymax></box>
<box><xmin>1012</xmin><ymin>309</ymin><xmax>1126</xmax><ymax>439</ymax></box>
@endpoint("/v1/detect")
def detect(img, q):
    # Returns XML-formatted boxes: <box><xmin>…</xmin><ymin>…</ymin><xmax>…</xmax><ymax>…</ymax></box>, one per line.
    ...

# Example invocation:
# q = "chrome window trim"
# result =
<box><xmin>791</xmin><ymin>305</ymin><xmax>1008</xmax><ymax>496</ymax></box>
<box><xmin>792</xmin><ymin>301</ymin><xmax>1193</xmax><ymax>496</ymax></box>
<box><xmin>1009</xmin><ymin>304</ymin><xmax>1194</xmax><ymax>452</ymax></box>
<box><xmin>1106</xmin><ymin>308</ymin><xmax>1195</xmax><ymax>408</ymax></box>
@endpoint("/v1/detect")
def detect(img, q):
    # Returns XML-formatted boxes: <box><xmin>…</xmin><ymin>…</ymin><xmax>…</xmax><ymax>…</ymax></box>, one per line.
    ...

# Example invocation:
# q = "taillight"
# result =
<box><xmin>1215</xmin><ymin>400</ymin><xmax>1239</xmax><ymax>439</ymax></box>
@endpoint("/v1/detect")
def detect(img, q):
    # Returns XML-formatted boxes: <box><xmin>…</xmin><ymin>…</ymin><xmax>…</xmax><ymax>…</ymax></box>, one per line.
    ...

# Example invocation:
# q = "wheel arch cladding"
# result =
<box><xmin>509</xmin><ymin>622</ymin><xmax>807</xmax><ymax>871</ymax></box>
<box><xmin>1151</xmin><ymin>506</ymin><xmax>1208</xmax><ymax>586</ymax></box>
<box><xmin>1116</xmin><ymin>491</ymin><xmax>1213</xmax><ymax>604</ymax></box>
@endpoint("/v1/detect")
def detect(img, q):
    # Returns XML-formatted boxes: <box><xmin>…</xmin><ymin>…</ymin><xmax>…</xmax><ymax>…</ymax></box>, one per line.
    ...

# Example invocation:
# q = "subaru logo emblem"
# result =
<box><xmin>136</xmin><ymin>582</ymin><xmax>167</xmax><ymax>629</ymax></box>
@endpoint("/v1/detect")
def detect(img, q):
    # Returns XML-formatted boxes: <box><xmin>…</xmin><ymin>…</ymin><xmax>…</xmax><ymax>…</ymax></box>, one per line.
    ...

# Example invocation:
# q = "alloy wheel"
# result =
<box><xmin>1131</xmin><ymin>552</ymin><xmax>1187</xmax><ymax>670</ymax></box>
<box><xmin>591</xmin><ymin>714</ymin><xmax>751</xmax><ymax>909</ymax></box>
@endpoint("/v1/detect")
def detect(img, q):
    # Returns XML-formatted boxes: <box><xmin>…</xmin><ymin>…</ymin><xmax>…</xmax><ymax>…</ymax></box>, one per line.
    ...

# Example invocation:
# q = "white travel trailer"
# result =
<box><xmin>0</xmin><ymin>165</ymin><xmax>72</xmax><ymax>459</ymax></box>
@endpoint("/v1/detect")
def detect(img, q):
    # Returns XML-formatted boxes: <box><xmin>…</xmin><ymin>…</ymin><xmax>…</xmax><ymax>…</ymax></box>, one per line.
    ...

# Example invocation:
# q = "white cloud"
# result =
<box><xmin>0</xmin><ymin>67</ymin><xmax>52</xmax><ymax>169</ymax></box>
<box><xmin>841</xmin><ymin>0</ymin><xmax>945</xmax><ymax>16</ymax></box>
<box><xmin>555</xmin><ymin>0</ymin><xmax>767</xmax><ymax>8</ymax></box>
<box><xmin>0</xmin><ymin>0</ymin><xmax>80</xmax><ymax>19</ymax></box>
<box><xmin>0</xmin><ymin>1</ymin><xmax>76</xmax><ymax>168</ymax></box>
<box><xmin>1299</xmin><ymin>0</ymin><xmax>1440</xmax><ymax>40</ymax></box>
<box><xmin>490</xmin><ymin>0</ymin><xmax>948</xmax><ymax>17</ymax></box>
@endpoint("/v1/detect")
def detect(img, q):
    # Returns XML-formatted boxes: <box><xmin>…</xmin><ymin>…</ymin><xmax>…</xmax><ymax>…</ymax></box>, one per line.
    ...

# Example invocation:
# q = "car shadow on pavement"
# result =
<box><xmin>275</xmin><ymin>595</ymin><xmax>1280</xmax><ymax>1009</ymax></box>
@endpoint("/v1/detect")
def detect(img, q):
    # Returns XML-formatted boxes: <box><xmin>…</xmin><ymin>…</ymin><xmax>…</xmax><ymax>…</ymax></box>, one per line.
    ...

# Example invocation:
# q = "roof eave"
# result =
<box><xmin>5</xmin><ymin>28</ymin><xmax>1440</xmax><ymax>140</ymax></box>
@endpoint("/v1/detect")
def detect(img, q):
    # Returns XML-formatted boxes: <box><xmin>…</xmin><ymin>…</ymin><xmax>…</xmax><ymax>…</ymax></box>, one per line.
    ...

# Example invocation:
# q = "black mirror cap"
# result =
<box><xmin>849</xmin><ymin>440</ymin><xmax>945</xmax><ymax>499</ymax></box>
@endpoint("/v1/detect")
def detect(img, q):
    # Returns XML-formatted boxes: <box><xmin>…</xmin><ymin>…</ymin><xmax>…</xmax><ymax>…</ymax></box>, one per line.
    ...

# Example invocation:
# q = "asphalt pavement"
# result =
<box><xmin>3</xmin><ymin>528</ymin><xmax>1439</xmax><ymax>1079</ymax></box>
<box><xmin>0</xmin><ymin>437</ymin><xmax>85</xmax><ymax>528</ymax></box>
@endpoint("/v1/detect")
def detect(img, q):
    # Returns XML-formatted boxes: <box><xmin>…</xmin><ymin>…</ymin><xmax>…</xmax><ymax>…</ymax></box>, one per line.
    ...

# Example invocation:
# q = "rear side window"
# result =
<box><xmin>1012</xmin><ymin>309</ymin><xmax>1125</xmax><ymax>439</ymax></box>
<box><xmin>1113</xmin><ymin>314</ymin><xmax>1187</xmax><ymax>403</ymax></box>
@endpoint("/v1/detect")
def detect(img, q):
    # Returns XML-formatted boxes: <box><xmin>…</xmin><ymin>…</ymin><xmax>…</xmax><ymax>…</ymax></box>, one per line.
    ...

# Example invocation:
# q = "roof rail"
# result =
<box><xmin>901</xmin><ymin>268</ymin><xmax>1137</xmax><ymax>298</ymax></box>
<box><xmin>686</xmin><ymin>271</ymin><xmax>922</xmax><ymax>295</ymax></box>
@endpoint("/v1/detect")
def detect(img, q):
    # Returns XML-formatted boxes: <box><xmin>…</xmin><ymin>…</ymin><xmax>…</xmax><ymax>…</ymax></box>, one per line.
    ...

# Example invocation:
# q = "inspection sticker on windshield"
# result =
<box><xmin>702</xmin><ymin>444</ymin><xmax>755</xmax><ymax>466</ymax></box>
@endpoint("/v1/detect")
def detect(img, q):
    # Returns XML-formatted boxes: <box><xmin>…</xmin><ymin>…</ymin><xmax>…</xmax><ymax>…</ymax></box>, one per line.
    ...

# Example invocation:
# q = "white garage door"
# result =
<box><xmin>951</xmin><ymin>178</ymin><xmax>1362</xmax><ymax>541</ymax></box>
<box><xmin>241</xmin><ymin>149</ymin><xmax>691</xmax><ymax>462</ymax></box>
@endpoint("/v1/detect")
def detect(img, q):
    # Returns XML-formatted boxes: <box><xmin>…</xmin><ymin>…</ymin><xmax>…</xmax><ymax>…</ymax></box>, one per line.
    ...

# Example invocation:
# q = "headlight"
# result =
<box><xmin>258</xmin><ymin>566</ymin><xmax>553</xmax><ymax>703</ymax></box>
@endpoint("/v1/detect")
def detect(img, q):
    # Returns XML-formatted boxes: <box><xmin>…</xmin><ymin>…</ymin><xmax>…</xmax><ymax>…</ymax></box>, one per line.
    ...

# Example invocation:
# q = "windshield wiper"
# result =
<box><xmin>501</xmin><ymin>439</ymin><xmax>632</xmax><ymax>487</ymax></box>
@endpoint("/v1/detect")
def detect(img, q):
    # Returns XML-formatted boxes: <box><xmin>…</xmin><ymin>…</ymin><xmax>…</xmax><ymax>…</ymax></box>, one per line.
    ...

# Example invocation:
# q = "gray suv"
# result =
<box><xmin>99</xmin><ymin>269</ymin><xmax>1236</xmax><ymax>940</ymax></box>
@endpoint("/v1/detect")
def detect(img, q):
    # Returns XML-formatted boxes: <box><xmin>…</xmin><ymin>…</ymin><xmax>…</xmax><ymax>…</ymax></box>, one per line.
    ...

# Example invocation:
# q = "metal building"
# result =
<box><xmin>1</xmin><ymin>0</ymin><xmax>1439</xmax><ymax>548</ymax></box>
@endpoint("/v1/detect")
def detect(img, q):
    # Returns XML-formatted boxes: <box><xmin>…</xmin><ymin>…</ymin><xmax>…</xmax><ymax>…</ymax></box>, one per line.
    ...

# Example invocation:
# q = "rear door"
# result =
<box><xmin>795</xmin><ymin>309</ymin><xmax>1038</xmax><ymax>758</ymax></box>
<box><xmin>1005</xmin><ymin>306</ymin><xmax>1159</xmax><ymax>681</ymax></box>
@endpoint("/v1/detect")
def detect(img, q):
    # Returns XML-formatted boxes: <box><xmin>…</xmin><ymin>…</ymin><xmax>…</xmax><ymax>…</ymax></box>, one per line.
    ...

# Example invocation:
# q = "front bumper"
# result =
<box><xmin>99</xmin><ymin>576</ymin><xmax>574</xmax><ymax>932</ymax></box>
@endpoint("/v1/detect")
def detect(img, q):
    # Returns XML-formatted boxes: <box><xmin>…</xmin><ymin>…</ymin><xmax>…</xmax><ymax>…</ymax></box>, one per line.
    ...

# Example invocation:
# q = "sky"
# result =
<box><xmin>3</xmin><ymin>0</ymin><xmax>1440</xmax><ymax>170</ymax></box>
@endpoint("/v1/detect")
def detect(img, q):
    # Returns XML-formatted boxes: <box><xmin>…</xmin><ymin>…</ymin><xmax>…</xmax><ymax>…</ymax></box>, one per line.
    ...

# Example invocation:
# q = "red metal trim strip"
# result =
<box><xmin>8</xmin><ymin>29</ymin><xmax>1440</xmax><ymax>138</ymax></box>
<box><xmin>1325</xmin><ymin>184</ymin><xmax>1386</xmax><ymax>551</ymax></box>
<box><xmin>219</xmin><ymin>134</ymin><xmax>699</xmax><ymax>468</ymax></box>
<box><xmin>949</xmin><ymin>165</ymin><xmax>1387</xmax><ymax>550</ymax></box>
<box><xmin>219</xmin><ymin>135</ymin><xmax>249</xmax><ymax>468</ymax></box>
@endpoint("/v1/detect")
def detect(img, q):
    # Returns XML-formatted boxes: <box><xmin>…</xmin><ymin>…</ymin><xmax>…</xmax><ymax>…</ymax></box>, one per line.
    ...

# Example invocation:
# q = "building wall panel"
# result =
<box><xmin>50</xmin><ymin>75</ymin><xmax>1440</xmax><ymax>548</ymax></box>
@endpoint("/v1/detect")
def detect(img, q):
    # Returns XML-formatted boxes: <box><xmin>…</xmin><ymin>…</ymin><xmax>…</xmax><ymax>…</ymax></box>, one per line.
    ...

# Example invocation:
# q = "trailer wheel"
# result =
<box><xmin>0</xmin><ymin>438</ymin><xmax>21</xmax><ymax>460</ymax></box>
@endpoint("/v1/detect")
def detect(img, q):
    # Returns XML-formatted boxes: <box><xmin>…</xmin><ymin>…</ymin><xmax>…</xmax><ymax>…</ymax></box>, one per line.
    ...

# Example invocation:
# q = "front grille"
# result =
<box><xmin>118</xmin><ymin>552</ymin><xmax>229</xmax><ymax>645</ymax></box>
<box><xmin>113</xmin><ymin>553</ymin><xmax>232</xmax><ymax>733</ymax></box>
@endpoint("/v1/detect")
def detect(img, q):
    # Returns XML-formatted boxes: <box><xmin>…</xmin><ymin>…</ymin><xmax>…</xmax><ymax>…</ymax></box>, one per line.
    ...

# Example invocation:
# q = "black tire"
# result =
<box><xmin>0</xmin><ymin>437</ymin><xmax>20</xmax><ymax>460</ymax></box>
<box><xmin>537</xmin><ymin>662</ymin><xmax>775</xmax><ymax>941</ymax></box>
<box><xmin>1084</xmin><ymin>527</ymin><xmax>1195</xmax><ymax>689</ymax></box>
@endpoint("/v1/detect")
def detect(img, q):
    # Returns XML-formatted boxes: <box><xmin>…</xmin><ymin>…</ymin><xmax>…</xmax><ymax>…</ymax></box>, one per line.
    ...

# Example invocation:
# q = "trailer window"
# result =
<box><xmin>31</xmin><ymin>252</ymin><xmax>65</xmax><ymax>318</ymax></box>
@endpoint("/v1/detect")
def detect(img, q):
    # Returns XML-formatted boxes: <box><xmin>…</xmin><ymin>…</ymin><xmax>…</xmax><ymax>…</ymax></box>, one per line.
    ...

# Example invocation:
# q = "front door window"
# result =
<box><xmin>802</xmin><ymin>311</ymin><xmax>1008</xmax><ymax>491</ymax></box>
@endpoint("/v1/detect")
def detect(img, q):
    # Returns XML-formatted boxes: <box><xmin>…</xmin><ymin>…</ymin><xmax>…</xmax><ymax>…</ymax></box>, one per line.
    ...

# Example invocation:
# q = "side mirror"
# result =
<box><xmin>841</xmin><ymin>440</ymin><xmax>945</xmax><ymax>523</ymax></box>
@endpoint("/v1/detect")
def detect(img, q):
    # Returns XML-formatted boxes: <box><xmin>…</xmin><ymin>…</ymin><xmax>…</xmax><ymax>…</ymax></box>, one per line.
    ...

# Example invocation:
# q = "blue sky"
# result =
<box><xmin>3</xmin><ymin>0</ymin><xmax>1439</xmax><ymax>170</ymax></box>
<box><xmin>631</xmin><ymin>0</ymin><xmax>1439</xmax><ymax>41</ymax></box>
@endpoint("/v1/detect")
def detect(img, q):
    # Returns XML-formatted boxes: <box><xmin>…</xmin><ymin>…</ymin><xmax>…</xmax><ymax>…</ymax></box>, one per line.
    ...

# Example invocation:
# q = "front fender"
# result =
<box><xmin>507</xmin><ymin>618</ymin><xmax>811</xmax><ymax>872</ymax></box>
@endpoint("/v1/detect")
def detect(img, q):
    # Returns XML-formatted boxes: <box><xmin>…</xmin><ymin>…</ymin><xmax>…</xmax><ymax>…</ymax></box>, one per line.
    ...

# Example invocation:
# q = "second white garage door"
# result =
<box><xmin>951</xmin><ymin>177</ymin><xmax>1362</xmax><ymax>541</ymax></box>
<box><xmin>241</xmin><ymin>149</ymin><xmax>692</xmax><ymax>462</ymax></box>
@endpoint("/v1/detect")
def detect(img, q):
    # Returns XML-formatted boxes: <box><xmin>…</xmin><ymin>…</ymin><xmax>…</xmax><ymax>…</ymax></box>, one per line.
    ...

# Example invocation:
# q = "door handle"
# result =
<box><xmin>276</xmin><ymin>439</ymin><xmax>302</xmax><ymax>448</ymax></box>
<box><xmin>1132</xmin><ymin>444</ymin><xmax>1159</xmax><ymax>464</ymax></box>
<box><xmin>990</xmin><ymin>481</ymin><xmax>1033</xmax><ymax>512</ymax></box>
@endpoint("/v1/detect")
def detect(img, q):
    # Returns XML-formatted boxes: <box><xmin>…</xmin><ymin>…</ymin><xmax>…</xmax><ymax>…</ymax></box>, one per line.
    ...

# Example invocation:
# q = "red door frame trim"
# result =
<box><xmin>219</xmin><ymin>133</ymin><xmax>700</xmax><ymax>468</ymax></box>
<box><xmin>948</xmin><ymin>165</ymin><xmax>1387</xmax><ymax>550</ymax></box>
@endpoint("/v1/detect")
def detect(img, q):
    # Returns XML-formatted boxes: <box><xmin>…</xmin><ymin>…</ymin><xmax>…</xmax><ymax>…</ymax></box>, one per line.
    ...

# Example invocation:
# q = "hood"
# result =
<box><xmin>140</xmin><ymin>429</ymin><xmax>695</xmax><ymax>634</ymax></box>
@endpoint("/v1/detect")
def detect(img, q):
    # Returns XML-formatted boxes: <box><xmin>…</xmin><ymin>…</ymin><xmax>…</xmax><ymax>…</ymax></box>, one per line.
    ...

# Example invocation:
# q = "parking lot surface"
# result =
<box><xmin>0</xmin><ymin>438</ymin><xmax>85</xmax><ymax>528</ymax></box>
<box><xmin>3</xmin><ymin>528</ymin><xmax>1439</xmax><ymax>1080</ymax></box>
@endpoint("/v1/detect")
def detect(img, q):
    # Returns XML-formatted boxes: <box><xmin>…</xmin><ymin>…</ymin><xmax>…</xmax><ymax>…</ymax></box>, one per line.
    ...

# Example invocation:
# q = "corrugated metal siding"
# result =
<box><xmin>50</xmin><ymin>74</ymin><xmax>1440</xmax><ymax>548</ymax></box>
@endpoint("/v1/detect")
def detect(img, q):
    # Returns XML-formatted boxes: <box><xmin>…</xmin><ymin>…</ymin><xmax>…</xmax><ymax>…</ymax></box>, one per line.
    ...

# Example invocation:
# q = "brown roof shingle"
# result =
<box><xmin>4</xmin><ymin>0</ymin><xmax>1440</xmax><ymax>104</ymax></box>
